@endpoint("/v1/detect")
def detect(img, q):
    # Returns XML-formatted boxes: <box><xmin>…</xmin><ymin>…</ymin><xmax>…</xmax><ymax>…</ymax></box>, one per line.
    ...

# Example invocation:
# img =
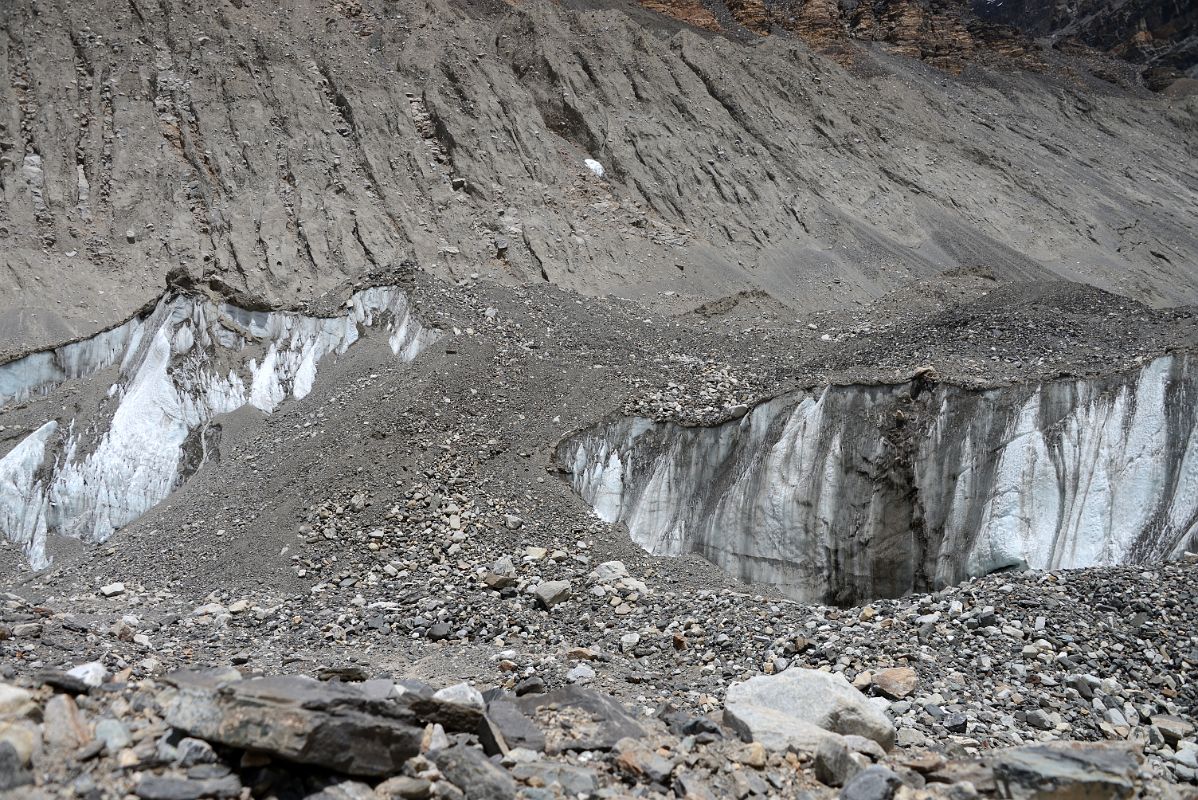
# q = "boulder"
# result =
<box><xmin>517</xmin><ymin>686</ymin><xmax>645</xmax><ymax>752</ymax></box>
<box><xmin>724</xmin><ymin>669</ymin><xmax>895</xmax><ymax>752</ymax></box>
<box><xmin>870</xmin><ymin>668</ymin><xmax>917</xmax><ymax>700</ymax></box>
<box><xmin>163</xmin><ymin>671</ymin><xmax>422</xmax><ymax>776</ymax></box>
<box><xmin>839</xmin><ymin>765</ymin><xmax>902</xmax><ymax>800</ymax></box>
<box><xmin>534</xmin><ymin>580</ymin><xmax>571</xmax><ymax>609</ymax></box>
<box><xmin>430</xmin><ymin>744</ymin><xmax>518</xmax><ymax>799</ymax></box>
<box><xmin>989</xmin><ymin>741</ymin><xmax>1141</xmax><ymax>800</ymax></box>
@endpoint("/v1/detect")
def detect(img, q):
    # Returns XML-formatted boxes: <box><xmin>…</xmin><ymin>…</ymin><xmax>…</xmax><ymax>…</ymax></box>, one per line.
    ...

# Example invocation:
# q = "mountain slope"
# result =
<box><xmin>1</xmin><ymin>0</ymin><xmax>1196</xmax><ymax>360</ymax></box>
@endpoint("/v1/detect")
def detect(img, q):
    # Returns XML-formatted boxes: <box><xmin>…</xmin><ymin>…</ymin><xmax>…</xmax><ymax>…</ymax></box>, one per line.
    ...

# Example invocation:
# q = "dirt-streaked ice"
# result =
<box><xmin>0</xmin><ymin>287</ymin><xmax>439</xmax><ymax>568</ymax></box>
<box><xmin>560</xmin><ymin>354</ymin><xmax>1198</xmax><ymax>603</ymax></box>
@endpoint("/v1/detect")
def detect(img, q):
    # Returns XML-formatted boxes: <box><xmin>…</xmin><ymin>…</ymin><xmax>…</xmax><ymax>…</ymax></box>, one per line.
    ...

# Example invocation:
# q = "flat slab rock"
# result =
<box><xmin>988</xmin><ymin>740</ymin><xmax>1143</xmax><ymax>800</ymax></box>
<box><xmin>163</xmin><ymin>670</ymin><xmax>423</xmax><ymax>777</ymax></box>
<box><xmin>723</xmin><ymin>668</ymin><xmax>895</xmax><ymax>752</ymax></box>
<box><xmin>516</xmin><ymin>686</ymin><xmax>646</xmax><ymax>753</ymax></box>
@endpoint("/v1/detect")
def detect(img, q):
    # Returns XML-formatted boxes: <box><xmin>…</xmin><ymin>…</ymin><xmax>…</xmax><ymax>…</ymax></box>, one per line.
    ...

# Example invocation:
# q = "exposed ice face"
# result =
<box><xmin>0</xmin><ymin>421</ymin><xmax>57</xmax><ymax>570</ymax></box>
<box><xmin>0</xmin><ymin>287</ymin><xmax>439</xmax><ymax>569</ymax></box>
<box><xmin>559</xmin><ymin>354</ymin><xmax>1198</xmax><ymax>604</ymax></box>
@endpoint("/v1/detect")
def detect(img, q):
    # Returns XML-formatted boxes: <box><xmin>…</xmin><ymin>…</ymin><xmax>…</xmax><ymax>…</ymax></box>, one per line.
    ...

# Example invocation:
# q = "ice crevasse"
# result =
<box><xmin>558</xmin><ymin>353</ymin><xmax>1198</xmax><ymax>604</ymax></box>
<box><xmin>0</xmin><ymin>287</ymin><xmax>439</xmax><ymax>569</ymax></box>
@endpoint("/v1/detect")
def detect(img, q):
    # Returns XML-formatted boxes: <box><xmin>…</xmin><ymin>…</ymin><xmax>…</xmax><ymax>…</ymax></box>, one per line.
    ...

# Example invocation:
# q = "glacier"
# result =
<box><xmin>558</xmin><ymin>354</ymin><xmax>1198</xmax><ymax>604</ymax></box>
<box><xmin>0</xmin><ymin>287</ymin><xmax>439</xmax><ymax>569</ymax></box>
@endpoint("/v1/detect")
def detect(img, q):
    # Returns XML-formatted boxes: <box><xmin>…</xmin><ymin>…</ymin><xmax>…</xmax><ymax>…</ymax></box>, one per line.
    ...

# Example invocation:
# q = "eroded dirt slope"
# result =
<box><xmin>1</xmin><ymin>0</ymin><xmax>1196</xmax><ymax>359</ymax></box>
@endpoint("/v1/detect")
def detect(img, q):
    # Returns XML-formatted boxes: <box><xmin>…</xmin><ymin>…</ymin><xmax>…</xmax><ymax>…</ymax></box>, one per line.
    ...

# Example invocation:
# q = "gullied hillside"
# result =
<box><xmin>1</xmin><ymin>0</ymin><xmax>1197</xmax><ymax>360</ymax></box>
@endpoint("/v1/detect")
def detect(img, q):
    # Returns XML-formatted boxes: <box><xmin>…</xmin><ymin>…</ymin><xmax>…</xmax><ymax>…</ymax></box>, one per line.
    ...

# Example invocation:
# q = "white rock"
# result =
<box><xmin>66</xmin><ymin>661</ymin><xmax>107</xmax><ymax>688</ymax></box>
<box><xmin>432</xmin><ymin>682</ymin><xmax>485</xmax><ymax>710</ymax></box>
<box><xmin>0</xmin><ymin>684</ymin><xmax>34</xmax><ymax>717</ymax></box>
<box><xmin>192</xmin><ymin>603</ymin><xmax>227</xmax><ymax>617</ymax></box>
<box><xmin>566</xmin><ymin>664</ymin><xmax>595</xmax><ymax>684</ymax></box>
<box><xmin>724</xmin><ymin>668</ymin><xmax>895</xmax><ymax>752</ymax></box>
<box><xmin>534</xmin><ymin>580</ymin><xmax>571</xmax><ymax>609</ymax></box>
<box><xmin>590</xmin><ymin>561</ymin><xmax>628</xmax><ymax>583</ymax></box>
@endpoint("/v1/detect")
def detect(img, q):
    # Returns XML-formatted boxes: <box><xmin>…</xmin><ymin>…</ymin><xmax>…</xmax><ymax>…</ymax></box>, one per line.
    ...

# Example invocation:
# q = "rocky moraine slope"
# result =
<box><xmin>0</xmin><ymin>0</ymin><xmax>1196</xmax><ymax>798</ymax></box>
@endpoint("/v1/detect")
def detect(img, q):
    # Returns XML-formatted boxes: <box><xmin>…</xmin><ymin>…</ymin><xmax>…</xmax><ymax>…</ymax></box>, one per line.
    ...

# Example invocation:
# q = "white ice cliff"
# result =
<box><xmin>559</xmin><ymin>354</ymin><xmax>1198</xmax><ymax>604</ymax></box>
<box><xmin>0</xmin><ymin>287</ymin><xmax>439</xmax><ymax>569</ymax></box>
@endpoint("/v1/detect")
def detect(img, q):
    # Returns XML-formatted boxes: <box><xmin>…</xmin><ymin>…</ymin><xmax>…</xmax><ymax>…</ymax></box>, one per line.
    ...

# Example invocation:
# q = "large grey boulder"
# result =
<box><xmin>163</xmin><ymin>671</ymin><xmax>422</xmax><ymax>776</ymax></box>
<box><xmin>724</xmin><ymin>669</ymin><xmax>895</xmax><ymax>752</ymax></box>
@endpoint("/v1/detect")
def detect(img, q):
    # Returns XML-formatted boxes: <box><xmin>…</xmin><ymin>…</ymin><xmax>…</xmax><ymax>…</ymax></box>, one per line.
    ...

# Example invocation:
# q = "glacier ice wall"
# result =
<box><xmin>558</xmin><ymin>354</ymin><xmax>1198</xmax><ymax>604</ymax></box>
<box><xmin>0</xmin><ymin>287</ymin><xmax>439</xmax><ymax>569</ymax></box>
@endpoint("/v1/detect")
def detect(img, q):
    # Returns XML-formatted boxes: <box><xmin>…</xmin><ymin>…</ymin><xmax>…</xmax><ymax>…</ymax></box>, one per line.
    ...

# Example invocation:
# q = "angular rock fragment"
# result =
<box><xmin>35</xmin><ymin>669</ymin><xmax>93</xmax><ymax>695</ymax></box>
<box><xmin>534</xmin><ymin>580</ymin><xmax>571</xmax><ymax>609</ymax></box>
<box><xmin>517</xmin><ymin>686</ymin><xmax>645</xmax><ymax>752</ymax></box>
<box><xmin>839</xmin><ymin>765</ymin><xmax>902</xmax><ymax>800</ymax></box>
<box><xmin>989</xmin><ymin>741</ymin><xmax>1142</xmax><ymax>800</ymax></box>
<box><xmin>430</xmin><ymin>744</ymin><xmax>518</xmax><ymax>799</ymax></box>
<box><xmin>0</xmin><ymin>742</ymin><xmax>32</xmax><ymax>792</ymax></box>
<box><xmin>723</xmin><ymin>669</ymin><xmax>895</xmax><ymax>752</ymax></box>
<box><xmin>374</xmin><ymin>775</ymin><xmax>433</xmax><ymax>799</ymax></box>
<box><xmin>43</xmin><ymin>694</ymin><xmax>92</xmax><ymax>751</ymax></box>
<box><xmin>510</xmin><ymin>761</ymin><xmax>598</xmax><ymax>795</ymax></box>
<box><xmin>815</xmin><ymin>736</ymin><xmax>861</xmax><ymax>787</ymax></box>
<box><xmin>163</xmin><ymin>671</ymin><xmax>422</xmax><ymax>776</ymax></box>
<box><xmin>0</xmin><ymin>685</ymin><xmax>34</xmax><ymax>717</ymax></box>
<box><xmin>481</xmin><ymin>698</ymin><xmax>545</xmax><ymax>754</ymax></box>
<box><xmin>614</xmin><ymin>737</ymin><xmax>676</xmax><ymax>783</ymax></box>
<box><xmin>134</xmin><ymin>774</ymin><xmax>242</xmax><ymax>800</ymax></box>
<box><xmin>1150</xmin><ymin>714</ymin><xmax>1194</xmax><ymax>745</ymax></box>
<box><xmin>870</xmin><ymin>667</ymin><xmax>917</xmax><ymax>700</ymax></box>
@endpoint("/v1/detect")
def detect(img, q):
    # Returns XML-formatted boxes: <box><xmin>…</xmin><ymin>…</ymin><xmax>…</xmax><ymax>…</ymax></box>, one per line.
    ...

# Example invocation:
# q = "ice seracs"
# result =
<box><xmin>559</xmin><ymin>354</ymin><xmax>1198</xmax><ymax>604</ymax></box>
<box><xmin>0</xmin><ymin>286</ymin><xmax>439</xmax><ymax>569</ymax></box>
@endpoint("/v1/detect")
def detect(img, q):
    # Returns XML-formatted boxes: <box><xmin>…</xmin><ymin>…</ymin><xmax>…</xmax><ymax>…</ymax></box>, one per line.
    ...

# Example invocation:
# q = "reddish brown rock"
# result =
<box><xmin>871</xmin><ymin>667</ymin><xmax>918</xmax><ymax>700</ymax></box>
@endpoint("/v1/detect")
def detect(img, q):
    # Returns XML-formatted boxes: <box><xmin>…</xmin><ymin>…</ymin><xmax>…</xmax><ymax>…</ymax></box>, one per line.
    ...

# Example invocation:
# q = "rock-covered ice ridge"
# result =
<box><xmin>0</xmin><ymin>286</ymin><xmax>439</xmax><ymax>569</ymax></box>
<box><xmin>559</xmin><ymin>353</ymin><xmax>1198</xmax><ymax>603</ymax></box>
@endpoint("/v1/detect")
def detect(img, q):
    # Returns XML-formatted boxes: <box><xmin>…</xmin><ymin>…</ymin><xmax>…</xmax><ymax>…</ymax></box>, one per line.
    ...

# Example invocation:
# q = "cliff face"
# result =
<box><xmin>558</xmin><ymin>354</ymin><xmax>1198</xmax><ymax>605</ymax></box>
<box><xmin>640</xmin><ymin>0</ymin><xmax>1194</xmax><ymax>79</ymax></box>
<box><xmin>641</xmin><ymin>0</ymin><xmax>1041</xmax><ymax>71</ymax></box>
<box><xmin>971</xmin><ymin>0</ymin><xmax>1198</xmax><ymax>75</ymax></box>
